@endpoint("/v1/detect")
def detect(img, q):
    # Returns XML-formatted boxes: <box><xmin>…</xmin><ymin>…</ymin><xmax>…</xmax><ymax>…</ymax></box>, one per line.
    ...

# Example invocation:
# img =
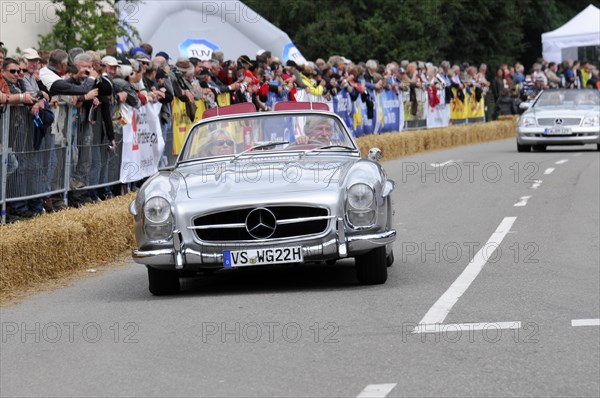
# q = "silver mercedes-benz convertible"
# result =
<box><xmin>517</xmin><ymin>89</ymin><xmax>600</xmax><ymax>152</ymax></box>
<box><xmin>130</xmin><ymin>103</ymin><xmax>396</xmax><ymax>295</ymax></box>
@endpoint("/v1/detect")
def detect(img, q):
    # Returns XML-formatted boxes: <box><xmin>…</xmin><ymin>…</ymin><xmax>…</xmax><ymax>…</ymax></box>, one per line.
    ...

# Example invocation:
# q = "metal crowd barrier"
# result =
<box><xmin>0</xmin><ymin>103</ymin><xmax>126</xmax><ymax>223</ymax></box>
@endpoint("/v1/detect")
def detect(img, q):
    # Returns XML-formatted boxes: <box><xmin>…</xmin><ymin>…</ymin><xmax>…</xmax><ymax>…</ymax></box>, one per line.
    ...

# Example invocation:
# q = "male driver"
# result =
<box><xmin>296</xmin><ymin>117</ymin><xmax>334</xmax><ymax>145</ymax></box>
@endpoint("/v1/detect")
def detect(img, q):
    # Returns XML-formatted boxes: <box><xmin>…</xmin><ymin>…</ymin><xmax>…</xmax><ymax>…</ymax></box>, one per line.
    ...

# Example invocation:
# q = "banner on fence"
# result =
<box><xmin>120</xmin><ymin>103</ymin><xmax>164</xmax><ymax>183</ymax></box>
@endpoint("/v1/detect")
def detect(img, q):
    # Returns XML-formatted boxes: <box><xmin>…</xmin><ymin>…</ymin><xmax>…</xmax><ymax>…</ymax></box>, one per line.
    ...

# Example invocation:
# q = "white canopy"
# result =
<box><xmin>117</xmin><ymin>0</ymin><xmax>307</xmax><ymax>64</ymax></box>
<box><xmin>542</xmin><ymin>4</ymin><xmax>600</xmax><ymax>63</ymax></box>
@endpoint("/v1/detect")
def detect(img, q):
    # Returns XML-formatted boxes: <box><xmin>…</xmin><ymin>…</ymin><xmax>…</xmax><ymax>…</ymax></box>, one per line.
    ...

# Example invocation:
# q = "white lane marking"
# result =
<box><xmin>417</xmin><ymin>217</ymin><xmax>517</xmax><ymax>325</ymax></box>
<box><xmin>430</xmin><ymin>159</ymin><xmax>460</xmax><ymax>167</ymax></box>
<box><xmin>530</xmin><ymin>180</ymin><xmax>542</xmax><ymax>189</ymax></box>
<box><xmin>514</xmin><ymin>196</ymin><xmax>532</xmax><ymax>207</ymax></box>
<box><xmin>357</xmin><ymin>384</ymin><xmax>397</xmax><ymax>398</ymax></box>
<box><xmin>555</xmin><ymin>159</ymin><xmax>569</xmax><ymax>165</ymax></box>
<box><xmin>544</xmin><ymin>168</ymin><xmax>555</xmax><ymax>175</ymax></box>
<box><xmin>412</xmin><ymin>321</ymin><xmax>521</xmax><ymax>334</ymax></box>
<box><xmin>572</xmin><ymin>319</ymin><xmax>600</xmax><ymax>327</ymax></box>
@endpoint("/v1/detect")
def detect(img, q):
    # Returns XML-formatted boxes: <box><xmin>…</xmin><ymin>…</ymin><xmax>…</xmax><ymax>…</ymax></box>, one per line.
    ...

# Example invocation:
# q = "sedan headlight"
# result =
<box><xmin>347</xmin><ymin>183</ymin><xmax>374</xmax><ymax>209</ymax></box>
<box><xmin>518</xmin><ymin>116</ymin><xmax>537</xmax><ymax>127</ymax></box>
<box><xmin>582</xmin><ymin>115</ymin><xmax>599</xmax><ymax>127</ymax></box>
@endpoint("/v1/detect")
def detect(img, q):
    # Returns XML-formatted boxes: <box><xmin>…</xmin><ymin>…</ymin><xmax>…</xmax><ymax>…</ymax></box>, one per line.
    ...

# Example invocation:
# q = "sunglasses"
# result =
<box><xmin>214</xmin><ymin>139</ymin><xmax>234</xmax><ymax>147</ymax></box>
<box><xmin>7</xmin><ymin>69</ymin><xmax>23</xmax><ymax>74</ymax></box>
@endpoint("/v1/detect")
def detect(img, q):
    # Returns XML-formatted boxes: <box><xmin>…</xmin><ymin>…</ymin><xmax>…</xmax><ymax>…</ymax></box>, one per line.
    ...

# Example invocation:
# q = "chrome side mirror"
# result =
<box><xmin>519</xmin><ymin>102</ymin><xmax>532</xmax><ymax>110</ymax></box>
<box><xmin>368</xmin><ymin>148</ymin><xmax>382</xmax><ymax>162</ymax></box>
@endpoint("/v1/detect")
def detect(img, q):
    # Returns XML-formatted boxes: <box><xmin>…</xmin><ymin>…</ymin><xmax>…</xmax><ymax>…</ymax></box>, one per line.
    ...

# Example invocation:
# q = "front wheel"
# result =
<box><xmin>386</xmin><ymin>250</ymin><xmax>395</xmax><ymax>267</ymax></box>
<box><xmin>147</xmin><ymin>266</ymin><xmax>181</xmax><ymax>296</ymax></box>
<box><xmin>517</xmin><ymin>143</ymin><xmax>531</xmax><ymax>152</ymax></box>
<box><xmin>355</xmin><ymin>246</ymin><xmax>388</xmax><ymax>285</ymax></box>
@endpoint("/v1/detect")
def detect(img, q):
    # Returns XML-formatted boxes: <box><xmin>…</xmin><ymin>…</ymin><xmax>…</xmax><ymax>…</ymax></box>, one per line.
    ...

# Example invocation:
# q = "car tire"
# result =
<box><xmin>597</xmin><ymin>144</ymin><xmax>600</xmax><ymax>151</ymax></box>
<box><xmin>355</xmin><ymin>246</ymin><xmax>388</xmax><ymax>285</ymax></box>
<box><xmin>386</xmin><ymin>250</ymin><xmax>395</xmax><ymax>267</ymax></box>
<box><xmin>532</xmin><ymin>145</ymin><xmax>546</xmax><ymax>151</ymax></box>
<box><xmin>147</xmin><ymin>266</ymin><xmax>181</xmax><ymax>295</ymax></box>
<box><xmin>517</xmin><ymin>143</ymin><xmax>531</xmax><ymax>152</ymax></box>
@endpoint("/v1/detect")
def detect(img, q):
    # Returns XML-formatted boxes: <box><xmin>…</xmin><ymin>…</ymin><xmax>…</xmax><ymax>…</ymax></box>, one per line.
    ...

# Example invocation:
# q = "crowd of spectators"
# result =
<box><xmin>1</xmin><ymin>39</ymin><xmax>599</xmax><ymax>223</ymax></box>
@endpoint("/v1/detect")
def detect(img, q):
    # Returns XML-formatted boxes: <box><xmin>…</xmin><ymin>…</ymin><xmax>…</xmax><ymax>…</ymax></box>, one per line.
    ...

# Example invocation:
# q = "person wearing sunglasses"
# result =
<box><xmin>197</xmin><ymin>128</ymin><xmax>236</xmax><ymax>157</ymax></box>
<box><xmin>1</xmin><ymin>57</ymin><xmax>35</xmax><ymax>105</ymax></box>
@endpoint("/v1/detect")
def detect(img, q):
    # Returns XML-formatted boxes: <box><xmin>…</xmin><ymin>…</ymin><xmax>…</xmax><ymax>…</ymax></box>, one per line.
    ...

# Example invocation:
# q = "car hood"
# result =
<box><xmin>179</xmin><ymin>157</ymin><xmax>359</xmax><ymax>199</ymax></box>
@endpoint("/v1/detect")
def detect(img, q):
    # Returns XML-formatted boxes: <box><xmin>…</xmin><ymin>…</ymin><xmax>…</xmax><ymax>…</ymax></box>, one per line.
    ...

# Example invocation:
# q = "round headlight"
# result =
<box><xmin>348</xmin><ymin>183</ymin><xmax>374</xmax><ymax>209</ymax></box>
<box><xmin>144</xmin><ymin>197</ymin><xmax>171</xmax><ymax>223</ymax></box>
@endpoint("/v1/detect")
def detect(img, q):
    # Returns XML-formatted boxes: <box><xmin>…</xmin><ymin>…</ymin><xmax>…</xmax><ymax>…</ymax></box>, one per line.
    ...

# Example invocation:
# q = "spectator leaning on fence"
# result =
<box><xmin>2</xmin><ymin>56</ymin><xmax>41</xmax><ymax>220</ymax></box>
<box><xmin>21</xmin><ymin>48</ymin><xmax>55</xmax><ymax>214</ymax></box>
<box><xmin>1</xmin><ymin>56</ymin><xmax>35</xmax><ymax>106</ymax></box>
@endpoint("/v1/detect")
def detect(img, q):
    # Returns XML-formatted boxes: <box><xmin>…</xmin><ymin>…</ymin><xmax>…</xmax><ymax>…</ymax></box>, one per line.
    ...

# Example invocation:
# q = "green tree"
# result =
<box><xmin>243</xmin><ymin>0</ymin><xmax>600</xmax><ymax>67</ymax></box>
<box><xmin>38</xmin><ymin>0</ymin><xmax>140</xmax><ymax>52</ymax></box>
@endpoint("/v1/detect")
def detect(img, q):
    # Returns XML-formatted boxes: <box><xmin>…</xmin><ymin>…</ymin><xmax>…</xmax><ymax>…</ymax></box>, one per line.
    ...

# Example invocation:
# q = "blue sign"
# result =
<box><xmin>179</xmin><ymin>38</ymin><xmax>220</xmax><ymax>59</ymax></box>
<box><xmin>282</xmin><ymin>42</ymin><xmax>307</xmax><ymax>65</ymax></box>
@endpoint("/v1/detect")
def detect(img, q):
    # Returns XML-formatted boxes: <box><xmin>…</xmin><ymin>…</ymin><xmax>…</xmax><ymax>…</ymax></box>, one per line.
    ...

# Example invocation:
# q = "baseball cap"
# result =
<box><xmin>101</xmin><ymin>56</ymin><xmax>119</xmax><ymax>67</ymax></box>
<box><xmin>131</xmin><ymin>47</ymin><xmax>149</xmax><ymax>58</ymax></box>
<box><xmin>22</xmin><ymin>48</ymin><xmax>41</xmax><ymax>60</ymax></box>
<box><xmin>155</xmin><ymin>51</ymin><xmax>170</xmax><ymax>61</ymax></box>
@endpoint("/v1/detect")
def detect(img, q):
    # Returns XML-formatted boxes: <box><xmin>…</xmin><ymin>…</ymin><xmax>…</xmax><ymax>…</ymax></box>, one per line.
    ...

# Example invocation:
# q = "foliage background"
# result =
<box><xmin>243</xmin><ymin>0</ymin><xmax>600</xmax><ymax>70</ymax></box>
<box><xmin>37</xmin><ymin>0</ymin><xmax>140</xmax><ymax>52</ymax></box>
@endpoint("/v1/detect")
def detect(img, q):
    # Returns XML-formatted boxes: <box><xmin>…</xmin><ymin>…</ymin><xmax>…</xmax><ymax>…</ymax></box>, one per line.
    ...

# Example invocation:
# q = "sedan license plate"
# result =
<box><xmin>223</xmin><ymin>247</ymin><xmax>303</xmax><ymax>267</ymax></box>
<box><xmin>544</xmin><ymin>127</ymin><xmax>572</xmax><ymax>135</ymax></box>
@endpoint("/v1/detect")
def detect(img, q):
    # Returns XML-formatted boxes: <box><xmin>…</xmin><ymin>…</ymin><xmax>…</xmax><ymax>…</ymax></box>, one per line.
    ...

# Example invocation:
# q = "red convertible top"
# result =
<box><xmin>202</xmin><ymin>101</ymin><xmax>330</xmax><ymax>119</ymax></box>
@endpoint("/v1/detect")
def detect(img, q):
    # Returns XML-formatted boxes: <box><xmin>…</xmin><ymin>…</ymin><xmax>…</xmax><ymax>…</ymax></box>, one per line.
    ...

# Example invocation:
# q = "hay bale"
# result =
<box><xmin>356</xmin><ymin>119</ymin><xmax>515</xmax><ymax>159</ymax></box>
<box><xmin>0</xmin><ymin>193</ymin><xmax>136</xmax><ymax>299</ymax></box>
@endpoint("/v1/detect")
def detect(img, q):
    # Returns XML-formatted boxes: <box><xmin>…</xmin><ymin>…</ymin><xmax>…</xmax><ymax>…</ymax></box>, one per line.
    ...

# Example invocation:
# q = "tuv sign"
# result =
<box><xmin>179</xmin><ymin>38</ymin><xmax>220</xmax><ymax>60</ymax></box>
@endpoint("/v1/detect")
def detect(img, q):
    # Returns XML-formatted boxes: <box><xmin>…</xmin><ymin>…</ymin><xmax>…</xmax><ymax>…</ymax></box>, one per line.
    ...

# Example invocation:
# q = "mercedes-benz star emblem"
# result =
<box><xmin>246</xmin><ymin>208</ymin><xmax>277</xmax><ymax>239</ymax></box>
<box><xmin>555</xmin><ymin>119</ymin><xmax>564</xmax><ymax>125</ymax></box>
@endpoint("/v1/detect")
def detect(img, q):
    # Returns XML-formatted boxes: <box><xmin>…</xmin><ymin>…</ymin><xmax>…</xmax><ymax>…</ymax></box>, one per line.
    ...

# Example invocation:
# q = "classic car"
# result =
<box><xmin>516</xmin><ymin>88</ymin><xmax>600</xmax><ymax>152</ymax></box>
<box><xmin>130</xmin><ymin>103</ymin><xmax>396</xmax><ymax>295</ymax></box>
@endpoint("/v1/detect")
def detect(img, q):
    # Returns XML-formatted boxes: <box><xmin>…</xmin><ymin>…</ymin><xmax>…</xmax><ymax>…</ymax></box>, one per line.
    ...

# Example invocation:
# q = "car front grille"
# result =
<box><xmin>537</xmin><ymin>118</ymin><xmax>581</xmax><ymax>126</ymax></box>
<box><xmin>192</xmin><ymin>206</ymin><xmax>331</xmax><ymax>241</ymax></box>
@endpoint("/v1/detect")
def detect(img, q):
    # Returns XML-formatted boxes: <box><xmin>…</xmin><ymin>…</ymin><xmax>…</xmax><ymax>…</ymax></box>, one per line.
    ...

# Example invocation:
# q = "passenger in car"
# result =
<box><xmin>197</xmin><ymin>128</ymin><xmax>236</xmax><ymax>157</ymax></box>
<box><xmin>542</xmin><ymin>92</ymin><xmax>562</xmax><ymax>106</ymax></box>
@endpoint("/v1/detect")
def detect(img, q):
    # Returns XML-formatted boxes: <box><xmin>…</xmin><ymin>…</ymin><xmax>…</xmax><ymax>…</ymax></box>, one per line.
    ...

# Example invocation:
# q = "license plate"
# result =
<box><xmin>223</xmin><ymin>247</ymin><xmax>303</xmax><ymax>267</ymax></box>
<box><xmin>544</xmin><ymin>127</ymin><xmax>572</xmax><ymax>135</ymax></box>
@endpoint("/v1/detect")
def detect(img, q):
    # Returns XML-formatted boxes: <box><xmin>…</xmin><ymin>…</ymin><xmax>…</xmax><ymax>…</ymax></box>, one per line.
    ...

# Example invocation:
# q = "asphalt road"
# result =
<box><xmin>1</xmin><ymin>138</ymin><xmax>599</xmax><ymax>398</ymax></box>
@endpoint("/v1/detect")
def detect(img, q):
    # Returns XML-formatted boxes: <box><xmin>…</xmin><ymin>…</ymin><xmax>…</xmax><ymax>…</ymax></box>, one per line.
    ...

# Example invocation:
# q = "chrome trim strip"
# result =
<box><xmin>188</xmin><ymin>223</ymin><xmax>246</xmax><ymax>230</ymax></box>
<box><xmin>276</xmin><ymin>215</ymin><xmax>335</xmax><ymax>224</ymax></box>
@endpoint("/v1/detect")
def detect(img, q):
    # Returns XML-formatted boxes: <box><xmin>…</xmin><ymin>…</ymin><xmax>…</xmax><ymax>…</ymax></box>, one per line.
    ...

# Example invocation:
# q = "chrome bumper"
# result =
<box><xmin>132</xmin><ymin>227</ymin><xmax>396</xmax><ymax>270</ymax></box>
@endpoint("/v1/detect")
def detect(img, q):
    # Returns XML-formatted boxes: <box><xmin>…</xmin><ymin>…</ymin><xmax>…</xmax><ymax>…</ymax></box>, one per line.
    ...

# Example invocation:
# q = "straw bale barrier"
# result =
<box><xmin>356</xmin><ymin>117</ymin><xmax>516</xmax><ymax>160</ymax></box>
<box><xmin>0</xmin><ymin>193</ymin><xmax>136</xmax><ymax>301</ymax></box>
<box><xmin>0</xmin><ymin>118</ymin><xmax>515</xmax><ymax>300</ymax></box>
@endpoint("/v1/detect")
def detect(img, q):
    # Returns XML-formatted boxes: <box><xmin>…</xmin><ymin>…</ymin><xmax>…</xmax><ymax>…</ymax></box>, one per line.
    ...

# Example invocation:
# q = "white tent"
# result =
<box><xmin>117</xmin><ymin>0</ymin><xmax>307</xmax><ymax>64</ymax></box>
<box><xmin>542</xmin><ymin>4</ymin><xmax>600</xmax><ymax>63</ymax></box>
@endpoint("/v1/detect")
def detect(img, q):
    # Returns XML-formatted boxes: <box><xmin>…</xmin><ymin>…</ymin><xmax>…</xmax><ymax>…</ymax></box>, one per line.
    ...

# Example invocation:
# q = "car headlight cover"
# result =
<box><xmin>518</xmin><ymin>116</ymin><xmax>536</xmax><ymax>127</ymax></box>
<box><xmin>144</xmin><ymin>196</ymin><xmax>171</xmax><ymax>223</ymax></box>
<box><xmin>582</xmin><ymin>115</ymin><xmax>599</xmax><ymax>127</ymax></box>
<box><xmin>347</xmin><ymin>183</ymin><xmax>374</xmax><ymax>209</ymax></box>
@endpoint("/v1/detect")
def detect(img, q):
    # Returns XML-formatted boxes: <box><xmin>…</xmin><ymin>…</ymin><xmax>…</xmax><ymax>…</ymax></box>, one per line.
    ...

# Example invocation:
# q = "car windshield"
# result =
<box><xmin>179</xmin><ymin>113</ymin><xmax>356</xmax><ymax>161</ymax></box>
<box><xmin>534</xmin><ymin>89</ymin><xmax>600</xmax><ymax>108</ymax></box>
